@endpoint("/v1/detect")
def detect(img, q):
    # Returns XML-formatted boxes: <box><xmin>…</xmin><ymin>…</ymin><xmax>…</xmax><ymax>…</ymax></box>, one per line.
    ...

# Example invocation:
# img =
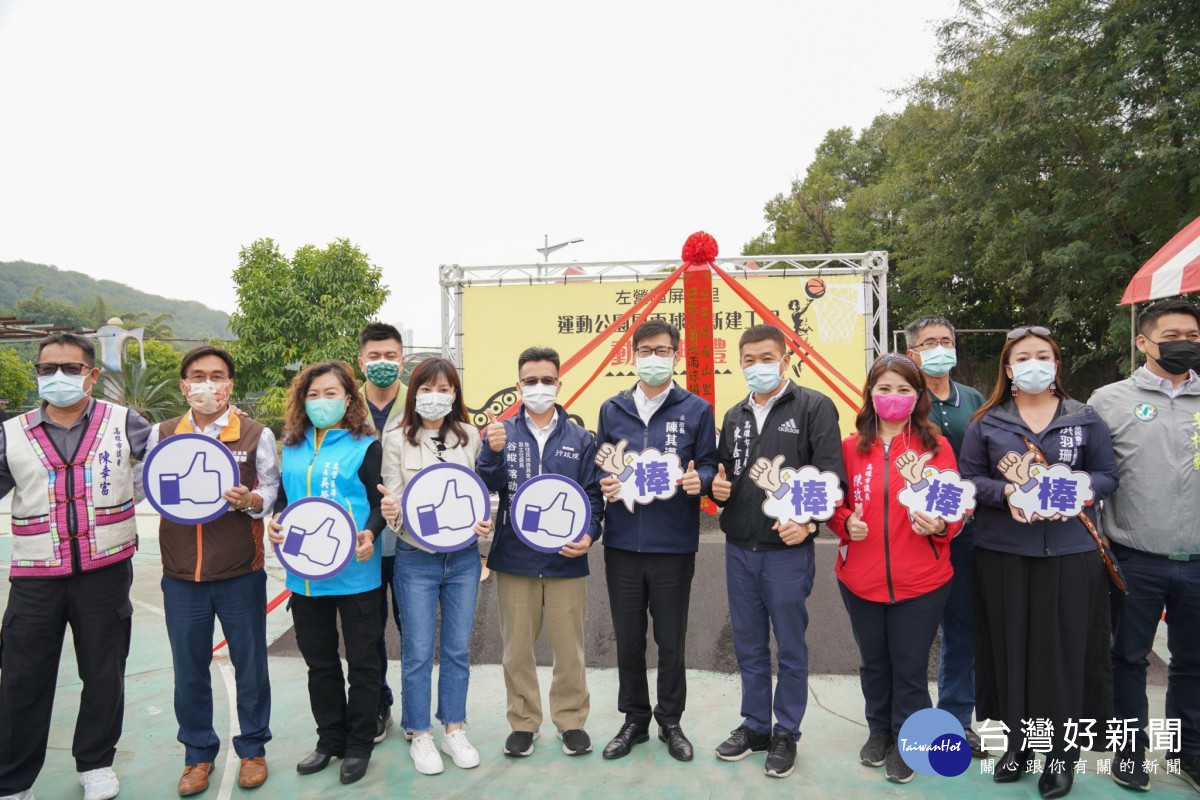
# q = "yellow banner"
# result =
<box><xmin>460</xmin><ymin>273</ymin><xmax>868</xmax><ymax>434</ymax></box>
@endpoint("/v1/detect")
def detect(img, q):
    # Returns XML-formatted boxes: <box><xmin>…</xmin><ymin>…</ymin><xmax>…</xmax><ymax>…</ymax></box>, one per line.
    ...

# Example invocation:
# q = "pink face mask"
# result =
<box><xmin>872</xmin><ymin>393</ymin><xmax>917</xmax><ymax>422</ymax></box>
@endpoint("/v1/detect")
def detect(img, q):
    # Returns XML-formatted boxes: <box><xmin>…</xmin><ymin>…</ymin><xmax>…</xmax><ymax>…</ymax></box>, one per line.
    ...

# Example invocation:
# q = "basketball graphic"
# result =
<box><xmin>805</xmin><ymin>277</ymin><xmax>827</xmax><ymax>299</ymax></box>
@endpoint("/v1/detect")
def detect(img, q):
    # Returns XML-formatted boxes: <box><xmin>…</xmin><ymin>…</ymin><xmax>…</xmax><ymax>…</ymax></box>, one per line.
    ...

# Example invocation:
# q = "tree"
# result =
<box><xmin>94</xmin><ymin>361</ymin><xmax>187</xmax><ymax>424</ymax></box>
<box><xmin>227</xmin><ymin>238</ymin><xmax>389</xmax><ymax>398</ymax></box>
<box><xmin>127</xmin><ymin>338</ymin><xmax>183</xmax><ymax>376</ymax></box>
<box><xmin>10</xmin><ymin>286</ymin><xmax>92</xmax><ymax>330</ymax></box>
<box><xmin>0</xmin><ymin>347</ymin><xmax>37</xmax><ymax>408</ymax></box>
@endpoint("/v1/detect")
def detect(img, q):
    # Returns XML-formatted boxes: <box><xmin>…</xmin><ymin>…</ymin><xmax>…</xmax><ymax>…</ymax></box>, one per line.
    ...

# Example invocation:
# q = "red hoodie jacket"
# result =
<box><xmin>828</xmin><ymin>432</ymin><xmax>962</xmax><ymax>603</ymax></box>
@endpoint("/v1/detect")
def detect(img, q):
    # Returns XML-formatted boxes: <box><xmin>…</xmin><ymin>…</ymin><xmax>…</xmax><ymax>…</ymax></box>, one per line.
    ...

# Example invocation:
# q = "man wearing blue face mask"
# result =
<box><xmin>707</xmin><ymin>325</ymin><xmax>845</xmax><ymax>779</ymax></box>
<box><xmin>904</xmin><ymin>317</ymin><xmax>986</xmax><ymax>757</ymax></box>
<box><xmin>0</xmin><ymin>333</ymin><xmax>152</xmax><ymax>800</ymax></box>
<box><xmin>594</xmin><ymin>319</ymin><xmax>719</xmax><ymax>763</ymax></box>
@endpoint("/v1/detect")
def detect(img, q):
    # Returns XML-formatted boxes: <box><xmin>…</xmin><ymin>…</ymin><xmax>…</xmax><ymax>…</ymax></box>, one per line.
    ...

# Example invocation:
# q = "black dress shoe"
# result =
<box><xmin>602</xmin><ymin>723</ymin><xmax>649</xmax><ymax>760</ymax></box>
<box><xmin>1038</xmin><ymin>764</ymin><xmax>1074</xmax><ymax>798</ymax></box>
<box><xmin>296</xmin><ymin>750</ymin><xmax>335</xmax><ymax>775</ymax></box>
<box><xmin>659</xmin><ymin>724</ymin><xmax>694</xmax><ymax>762</ymax></box>
<box><xmin>340</xmin><ymin>757</ymin><xmax>370</xmax><ymax>784</ymax></box>
<box><xmin>994</xmin><ymin>748</ymin><xmax>1030</xmax><ymax>783</ymax></box>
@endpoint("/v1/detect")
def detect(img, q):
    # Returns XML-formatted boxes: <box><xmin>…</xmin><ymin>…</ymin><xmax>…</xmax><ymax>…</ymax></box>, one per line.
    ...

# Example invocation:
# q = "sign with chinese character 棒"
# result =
<box><xmin>997</xmin><ymin>450</ymin><xmax>1095</xmax><ymax>521</ymax></box>
<box><xmin>142</xmin><ymin>433</ymin><xmax>241</xmax><ymax>524</ymax></box>
<box><xmin>400</xmin><ymin>462</ymin><xmax>492</xmax><ymax>552</ymax></box>
<box><xmin>511</xmin><ymin>474</ymin><xmax>592</xmax><ymax>553</ymax></box>
<box><xmin>273</xmin><ymin>496</ymin><xmax>357</xmax><ymax>581</ymax></box>
<box><xmin>748</xmin><ymin>455</ymin><xmax>843</xmax><ymax>526</ymax></box>
<box><xmin>594</xmin><ymin>439</ymin><xmax>685</xmax><ymax>512</ymax></box>
<box><xmin>893</xmin><ymin>449</ymin><xmax>977</xmax><ymax>522</ymax></box>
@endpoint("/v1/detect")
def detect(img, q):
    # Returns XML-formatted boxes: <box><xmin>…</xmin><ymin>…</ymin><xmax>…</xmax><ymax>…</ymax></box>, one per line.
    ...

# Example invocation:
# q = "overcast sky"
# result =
<box><xmin>0</xmin><ymin>0</ymin><xmax>960</xmax><ymax>345</ymax></box>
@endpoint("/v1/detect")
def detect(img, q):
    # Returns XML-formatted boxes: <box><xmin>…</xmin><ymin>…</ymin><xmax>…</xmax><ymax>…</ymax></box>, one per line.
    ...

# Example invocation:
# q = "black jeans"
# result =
<box><xmin>291</xmin><ymin>588</ymin><xmax>382</xmax><ymax>759</ymax></box>
<box><xmin>604</xmin><ymin>547</ymin><xmax>695</xmax><ymax>728</ymax></box>
<box><xmin>377</xmin><ymin>555</ymin><xmax>402</xmax><ymax>707</ymax></box>
<box><xmin>0</xmin><ymin>560</ymin><xmax>134</xmax><ymax>794</ymax></box>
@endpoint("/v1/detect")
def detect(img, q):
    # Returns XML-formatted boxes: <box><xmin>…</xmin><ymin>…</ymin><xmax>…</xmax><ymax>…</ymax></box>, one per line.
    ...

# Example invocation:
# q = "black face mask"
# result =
<box><xmin>1152</xmin><ymin>340</ymin><xmax>1200</xmax><ymax>375</ymax></box>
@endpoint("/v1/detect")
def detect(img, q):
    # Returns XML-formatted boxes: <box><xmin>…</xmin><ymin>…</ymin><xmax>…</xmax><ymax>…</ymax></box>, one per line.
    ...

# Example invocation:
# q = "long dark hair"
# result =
<box><xmin>282</xmin><ymin>360</ymin><xmax>372</xmax><ymax>446</ymax></box>
<box><xmin>855</xmin><ymin>354</ymin><xmax>941</xmax><ymax>455</ymax></box>
<box><xmin>971</xmin><ymin>329</ymin><xmax>1072</xmax><ymax>424</ymax></box>
<box><xmin>402</xmin><ymin>357</ymin><xmax>471</xmax><ymax>448</ymax></box>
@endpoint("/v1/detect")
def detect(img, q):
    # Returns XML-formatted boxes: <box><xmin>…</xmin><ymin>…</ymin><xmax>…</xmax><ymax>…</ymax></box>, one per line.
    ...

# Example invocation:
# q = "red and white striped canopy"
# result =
<box><xmin>1122</xmin><ymin>215</ymin><xmax>1200</xmax><ymax>305</ymax></box>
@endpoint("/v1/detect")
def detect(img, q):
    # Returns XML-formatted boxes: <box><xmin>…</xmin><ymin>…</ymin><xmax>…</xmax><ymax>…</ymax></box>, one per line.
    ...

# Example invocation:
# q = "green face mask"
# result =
<box><xmin>635</xmin><ymin>354</ymin><xmax>675</xmax><ymax>387</ymax></box>
<box><xmin>305</xmin><ymin>398</ymin><xmax>347</xmax><ymax>429</ymax></box>
<box><xmin>364</xmin><ymin>359</ymin><xmax>400</xmax><ymax>388</ymax></box>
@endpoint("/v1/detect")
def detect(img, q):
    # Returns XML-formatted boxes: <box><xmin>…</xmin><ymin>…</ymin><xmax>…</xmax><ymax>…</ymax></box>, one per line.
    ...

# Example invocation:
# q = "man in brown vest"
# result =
<box><xmin>148</xmin><ymin>346</ymin><xmax>280</xmax><ymax>796</ymax></box>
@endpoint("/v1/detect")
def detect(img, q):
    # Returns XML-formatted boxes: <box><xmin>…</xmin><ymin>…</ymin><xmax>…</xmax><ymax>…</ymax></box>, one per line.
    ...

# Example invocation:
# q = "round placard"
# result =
<box><xmin>511</xmin><ymin>474</ymin><xmax>591</xmax><ymax>553</ymax></box>
<box><xmin>142</xmin><ymin>433</ymin><xmax>240</xmax><ymax>524</ymax></box>
<box><xmin>273</xmin><ymin>496</ymin><xmax>357</xmax><ymax>581</ymax></box>
<box><xmin>400</xmin><ymin>462</ymin><xmax>491</xmax><ymax>552</ymax></box>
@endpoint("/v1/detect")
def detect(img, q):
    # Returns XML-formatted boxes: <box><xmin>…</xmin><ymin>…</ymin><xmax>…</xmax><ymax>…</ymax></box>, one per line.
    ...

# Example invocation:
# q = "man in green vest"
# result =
<box><xmin>357</xmin><ymin>322</ymin><xmax>406</xmax><ymax>742</ymax></box>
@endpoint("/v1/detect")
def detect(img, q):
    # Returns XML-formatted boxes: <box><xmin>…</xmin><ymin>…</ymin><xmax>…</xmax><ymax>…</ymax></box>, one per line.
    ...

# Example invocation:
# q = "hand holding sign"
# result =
<box><xmin>512</xmin><ymin>475</ymin><xmax>591</xmax><ymax>553</ymax></box>
<box><xmin>400</xmin><ymin>463</ymin><xmax>491</xmax><ymax>552</ymax></box>
<box><xmin>759</xmin><ymin>463</ymin><xmax>843</xmax><ymax>527</ymax></box>
<box><xmin>711</xmin><ymin>464</ymin><xmax>731</xmax><ymax>502</ymax></box>
<box><xmin>143</xmin><ymin>433</ymin><xmax>241</xmax><ymax>525</ymax></box>
<box><xmin>999</xmin><ymin>452</ymin><xmax>1094</xmax><ymax>524</ymax></box>
<box><xmin>485</xmin><ymin>410</ymin><xmax>506</xmax><ymax>453</ymax></box>
<box><xmin>271</xmin><ymin>497</ymin><xmax>357</xmax><ymax>581</ymax></box>
<box><xmin>595</xmin><ymin>440</ymin><xmax>684</xmax><ymax>512</ymax></box>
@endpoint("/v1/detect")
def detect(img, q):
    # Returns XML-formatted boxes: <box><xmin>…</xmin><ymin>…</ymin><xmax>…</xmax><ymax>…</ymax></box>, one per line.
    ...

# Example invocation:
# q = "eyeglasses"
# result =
<box><xmin>1007</xmin><ymin>326</ymin><xmax>1051</xmax><ymax>339</ymax></box>
<box><xmin>913</xmin><ymin>337</ymin><xmax>954</xmax><ymax>351</ymax></box>
<box><xmin>519</xmin><ymin>377</ymin><xmax>559</xmax><ymax>387</ymax></box>
<box><xmin>635</xmin><ymin>346</ymin><xmax>676</xmax><ymax>358</ymax></box>
<box><xmin>35</xmin><ymin>362</ymin><xmax>90</xmax><ymax>377</ymax></box>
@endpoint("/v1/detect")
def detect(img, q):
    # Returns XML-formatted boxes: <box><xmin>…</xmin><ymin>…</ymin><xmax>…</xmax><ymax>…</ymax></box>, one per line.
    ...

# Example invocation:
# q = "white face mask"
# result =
<box><xmin>415</xmin><ymin>392</ymin><xmax>455</xmax><ymax>421</ymax></box>
<box><xmin>521</xmin><ymin>384</ymin><xmax>558</xmax><ymax>415</ymax></box>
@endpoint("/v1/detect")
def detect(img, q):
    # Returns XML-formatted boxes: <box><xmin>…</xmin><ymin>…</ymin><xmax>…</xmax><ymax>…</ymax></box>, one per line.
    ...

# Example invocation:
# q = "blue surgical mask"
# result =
<box><xmin>305</xmin><ymin>398</ymin><xmax>347</xmax><ymax>429</ymax></box>
<box><xmin>743</xmin><ymin>362</ymin><xmax>784</xmax><ymax>394</ymax></box>
<box><xmin>415</xmin><ymin>392</ymin><xmax>455</xmax><ymax>421</ymax></box>
<box><xmin>635</xmin><ymin>354</ymin><xmax>674</xmax><ymax>387</ymax></box>
<box><xmin>37</xmin><ymin>371</ymin><xmax>89</xmax><ymax>408</ymax></box>
<box><xmin>1011</xmin><ymin>359</ymin><xmax>1056</xmax><ymax>394</ymax></box>
<box><xmin>918</xmin><ymin>346</ymin><xmax>957</xmax><ymax>378</ymax></box>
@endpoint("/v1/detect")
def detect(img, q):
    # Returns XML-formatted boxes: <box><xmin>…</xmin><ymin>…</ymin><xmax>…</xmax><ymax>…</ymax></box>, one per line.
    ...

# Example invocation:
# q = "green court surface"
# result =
<box><xmin>0</xmin><ymin>517</ymin><xmax>1193</xmax><ymax>799</ymax></box>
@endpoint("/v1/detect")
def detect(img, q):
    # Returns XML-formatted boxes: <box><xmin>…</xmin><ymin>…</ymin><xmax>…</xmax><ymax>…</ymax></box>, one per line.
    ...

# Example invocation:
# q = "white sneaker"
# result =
<box><xmin>441</xmin><ymin>729</ymin><xmax>480</xmax><ymax>769</ymax></box>
<box><xmin>79</xmin><ymin>767</ymin><xmax>119</xmax><ymax>800</ymax></box>
<box><xmin>0</xmin><ymin>789</ymin><xmax>34</xmax><ymax>800</ymax></box>
<box><xmin>410</xmin><ymin>733</ymin><xmax>444</xmax><ymax>775</ymax></box>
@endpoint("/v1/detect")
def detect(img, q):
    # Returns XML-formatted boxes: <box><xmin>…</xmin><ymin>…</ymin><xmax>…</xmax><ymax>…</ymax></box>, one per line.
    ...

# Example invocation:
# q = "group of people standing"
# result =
<box><xmin>1</xmin><ymin>299</ymin><xmax>1198</xmax><ymax>800</ymax></box>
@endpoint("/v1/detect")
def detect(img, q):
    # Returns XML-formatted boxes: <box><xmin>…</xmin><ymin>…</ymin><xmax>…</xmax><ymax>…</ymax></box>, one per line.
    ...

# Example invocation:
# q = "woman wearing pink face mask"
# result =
<box><xmin>828</xmin><ymin>354</ymin><xmax>963</xmax><ymax>784</ymax></box>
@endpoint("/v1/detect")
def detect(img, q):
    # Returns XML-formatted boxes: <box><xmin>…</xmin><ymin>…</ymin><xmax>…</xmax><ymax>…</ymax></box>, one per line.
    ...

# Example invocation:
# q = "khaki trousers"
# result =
<box><xmin>495</xmin><ymin>572</ymin><xmax>589</xmax><ymax>732</ymax></box>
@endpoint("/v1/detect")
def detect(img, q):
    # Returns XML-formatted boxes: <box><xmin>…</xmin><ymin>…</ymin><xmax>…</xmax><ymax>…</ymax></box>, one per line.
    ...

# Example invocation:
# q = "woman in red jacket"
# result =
<box><xmin>828</xmin><ymin>354</ymin><xmax>963</xmax><ymax>784</ymax></box>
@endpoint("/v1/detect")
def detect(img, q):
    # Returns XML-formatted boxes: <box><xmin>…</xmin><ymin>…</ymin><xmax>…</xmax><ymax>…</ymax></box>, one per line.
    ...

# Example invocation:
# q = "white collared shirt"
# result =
<box><xmin>1140</xmin><ymin>365</ymin><xmax>1199</xmax><ymax>399</ymax></box>
<box><xmin>748</xmin><ymin>380</ymin><xmax>792</xmax><ymax>432</ymax></box>
<box><xmin>633</xmin><ymin>383</ymin><xmax>672</xmax><ymax>427</ymax></box>
<box><xmin>145</xmin><ymin>407</ymin><xmax>280</xmax><ymax>518</ymax></box>
<box><xmin>524</xmin><ymin>409</ymin><xmax>559</xmax><ymax>458</ymax></box>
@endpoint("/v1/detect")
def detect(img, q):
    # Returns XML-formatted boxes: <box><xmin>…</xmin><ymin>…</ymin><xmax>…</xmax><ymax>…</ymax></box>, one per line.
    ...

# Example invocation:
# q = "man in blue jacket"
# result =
<box><xmin>594</xmin><ymin>320</ymin><xmax>719</xmax><ymax>762</ymax></box>
<box><xmin>478</xmin><ymin>347</ymin><xmax>605</xmax><ymax>760</ymax></box>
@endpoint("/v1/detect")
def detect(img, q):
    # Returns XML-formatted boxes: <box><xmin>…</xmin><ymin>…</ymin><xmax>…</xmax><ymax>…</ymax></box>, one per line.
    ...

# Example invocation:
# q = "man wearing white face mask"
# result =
<box><xmin>145</xmin><ymin>345</ymin><xmax>280</xmax><ymax>796</ymax></box>
<box><xmin>0</xmin><ymin>333</ymin><xmax>152</xmax><ymax>800</ymax></box>
<box><xmin>904</xmin><ymin>317</ymin><xmax>986</xmax><ymax>757</ymax></box>
<box><xmin>476</xmin><ymin>347</ymin><xmax>604</xmax><ymax>758</ymax></box>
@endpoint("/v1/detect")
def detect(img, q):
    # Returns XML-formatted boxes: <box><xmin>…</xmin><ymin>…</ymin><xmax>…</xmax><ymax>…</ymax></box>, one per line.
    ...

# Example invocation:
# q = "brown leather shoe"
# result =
<box><xmin>238</xmin><ymin>757</ymin><xmax>268</xmax><ymax>789</ymax></box>
<box><xmin>178</xmin><ymin>763</ymin><xmax>213</xmax><ymax>796</ymax></box>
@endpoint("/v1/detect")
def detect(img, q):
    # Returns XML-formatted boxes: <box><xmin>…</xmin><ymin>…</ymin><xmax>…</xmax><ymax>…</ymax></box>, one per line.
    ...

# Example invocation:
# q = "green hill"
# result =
<box><xmin>0</xmin><ymin>260</ymin><xmax>230</xmax><ymax>339</ymax></box>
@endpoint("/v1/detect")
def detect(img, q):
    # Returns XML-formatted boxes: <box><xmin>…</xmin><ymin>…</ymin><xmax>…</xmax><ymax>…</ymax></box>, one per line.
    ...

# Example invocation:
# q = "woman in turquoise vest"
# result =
<box><xmin>267</xmin><ymin>360</ymin><xmax>385</xmax><ymax>785</ymax></box>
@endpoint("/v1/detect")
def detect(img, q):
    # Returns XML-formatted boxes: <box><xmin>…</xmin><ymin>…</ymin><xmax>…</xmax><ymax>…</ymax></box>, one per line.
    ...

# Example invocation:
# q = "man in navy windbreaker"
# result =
<box><xmin>593</xmin><ymin>320</ymin><xmax>719</xmax><ymax>763</ymax></box>
<box><xmin>477</xmin><ymin>347</ymin><xmax>604</xmax><ymax>760</ymax></box>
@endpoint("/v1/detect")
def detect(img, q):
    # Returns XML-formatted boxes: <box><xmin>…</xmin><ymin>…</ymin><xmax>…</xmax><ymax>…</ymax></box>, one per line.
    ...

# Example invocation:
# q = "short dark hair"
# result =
<box><xmin>359</xmin><ymin>322</ymin><xmax>404</xmax><ymax>352</ymax></box>
<box><xmin>37</xmin><ymin>332</ymin><xmax>95</xmax><ymax>367</ymax></box>
<box><xmin>632</xmin><ymin>319</ymin><xmax>680</xmax><ymax>350</ymax></box>
<box><xmin>904</xmin><ymin>316</ymin><xmax>957</xmax><ymax>349</ymax></box>
<box><xmin>180</xmin><ymin>345</ymin><xmax>235</xmax><ymax>379</ymax></box>
<box><xmin>738</xmin><ymin>324</ymin><xmax>787</xmax><ymax>354</ymax></box>
<box><xmin>518</xmin><ymin>346</ymin><xmax>560</xmax><ymax>374</ymax></box>
<box><xmin>1137</xmin><ymin>299</ymin><xmax>1200</xmax><ymax>337</ymax></box>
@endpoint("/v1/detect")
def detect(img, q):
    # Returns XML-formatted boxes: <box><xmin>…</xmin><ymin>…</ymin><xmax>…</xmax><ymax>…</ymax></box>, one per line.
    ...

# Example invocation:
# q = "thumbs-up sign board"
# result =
<box><xmin>143</xmin><ymin>433</ymin><xmax>240</xmax><ymax>524</ymax></box>
<box><xmin>511</xmin><ymin>475</ymin><xmax>591</xmax><ymax>553</ymax></box>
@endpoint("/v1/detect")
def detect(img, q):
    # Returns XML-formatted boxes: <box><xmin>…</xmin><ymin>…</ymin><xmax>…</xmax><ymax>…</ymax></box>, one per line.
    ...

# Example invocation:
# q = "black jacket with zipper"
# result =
<box><xmin>712</xmin><ymin>382</ymin><xmax>846</xmax><ymax>551</ymax></box>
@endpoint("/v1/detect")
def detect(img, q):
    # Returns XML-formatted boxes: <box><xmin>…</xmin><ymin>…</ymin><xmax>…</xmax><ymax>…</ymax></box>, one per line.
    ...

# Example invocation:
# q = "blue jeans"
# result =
<box><xmin>726</xmin><ymin>543</ymin><xmax>815</xmax><ymax>739</ymax></box>
<box><xmin>394</xmin><ymin>541</ymin><xmax>481</xmax><ymax>733</ymax></box>
<box><xmin>1111</xmin><ymin>543</ymin><xmax>1200</xmax><ymax>755</ymax></box>
<box><xmin>937</xmin><ymin>517</ymin><xmax>976</xmax><ymax>727</ymax></box>
<box><xmin>162</xmin><ymin>570</ymin><xmax>271</xmax><ymax>764</ymax></box>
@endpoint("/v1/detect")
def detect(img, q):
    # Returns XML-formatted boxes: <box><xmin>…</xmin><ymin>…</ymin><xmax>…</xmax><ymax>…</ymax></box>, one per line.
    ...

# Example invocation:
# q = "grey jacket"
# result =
<box><xmin>1088</xmin><ymin>367</ymin><xmax>1200</xmax><ymax>555</ymax></box>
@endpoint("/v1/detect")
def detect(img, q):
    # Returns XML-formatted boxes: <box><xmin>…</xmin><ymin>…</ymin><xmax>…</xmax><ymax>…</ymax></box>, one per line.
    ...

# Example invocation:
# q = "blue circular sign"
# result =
<box><xmin>142</xmin><ymin>433</ymin><xmax>240</xmax><ymax>524</ymax></box>
<box><xmin>273</xmin><ymin>496</ymin><xmax>357</xmax><ymax>581</ymax></box>
<box><xmin>511</xmin><ymin>474</ymin><xmax>591</xmax><ymax>553</ymax></box>
<box><xmin>400</xmin><ymin>462</ymin><xmax>491</xmax><ymax>553</ymax></box>
<box><xmin>896</xmin><ymin>707</ymin><xmax>971</xmax><ymax>777</ymax></box>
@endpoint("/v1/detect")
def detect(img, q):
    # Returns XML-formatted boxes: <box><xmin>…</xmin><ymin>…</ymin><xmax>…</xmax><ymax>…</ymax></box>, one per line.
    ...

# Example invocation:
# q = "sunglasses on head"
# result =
<box><xmin>34</xmin><ymin>362</ymin><xmax>91</xmax><ymax>377</ymax></box>
<box><xmin>1007</xmin><ymin>326</ymin><xmax>1051</xmax><ymax>339</ymax></box>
